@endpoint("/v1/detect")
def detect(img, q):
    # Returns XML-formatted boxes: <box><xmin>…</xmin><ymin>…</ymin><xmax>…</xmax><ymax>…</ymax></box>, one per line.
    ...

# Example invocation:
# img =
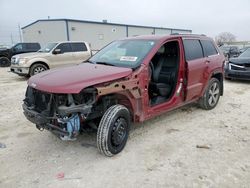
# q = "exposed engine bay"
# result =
<box><xmin>23</xmin><ymin>86</ymin><xmax>111</xmax><ymax>140</ymax></box>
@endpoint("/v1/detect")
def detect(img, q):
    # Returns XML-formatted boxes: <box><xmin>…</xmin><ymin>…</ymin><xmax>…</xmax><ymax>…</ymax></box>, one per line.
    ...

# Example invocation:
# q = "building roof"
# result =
<box><xmin>22</xmin><ymin>18</ymin><xmax>192</xmax><ymax>33</ymax></box>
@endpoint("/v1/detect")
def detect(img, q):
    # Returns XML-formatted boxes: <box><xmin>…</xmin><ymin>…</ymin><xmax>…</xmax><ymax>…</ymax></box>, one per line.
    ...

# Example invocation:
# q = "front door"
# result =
<box><xmin>145</xmin><ymin>39</ymin><xmax>185</xmax><ymax>119</ymax></box>
<box><xmin>49</xmin><ymin>43</ymin><xmax>74</xmax><ymax>69</ymax></box>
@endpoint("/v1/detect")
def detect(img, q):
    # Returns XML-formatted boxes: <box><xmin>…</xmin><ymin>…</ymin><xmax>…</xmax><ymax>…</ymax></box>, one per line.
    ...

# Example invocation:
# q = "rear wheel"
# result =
<box><xmin>0</xmin><ymin>57</ymin><xmax>10</xmax><ymax>67</ymax></box>
<box><xmin>30</xmin><ymin>63</ymin><xmax>47</xmax><ymax>76</ymax></box>
<box><xmin>97</xmin><ymin>105</ymin><xmax>130</xmax><ymax>157</ymax></box>
<box><xmin>199</xmin><ymin>78</ymin><xmax>221</xmax><ymax>110</ymax></box>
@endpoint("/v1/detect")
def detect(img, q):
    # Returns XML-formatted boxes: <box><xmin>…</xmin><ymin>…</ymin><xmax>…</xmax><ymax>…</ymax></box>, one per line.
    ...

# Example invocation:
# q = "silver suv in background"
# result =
<box><xmin>10</xmin><ymin>41</ymin><xmax>91</xmax><ymax>76</ymax></box>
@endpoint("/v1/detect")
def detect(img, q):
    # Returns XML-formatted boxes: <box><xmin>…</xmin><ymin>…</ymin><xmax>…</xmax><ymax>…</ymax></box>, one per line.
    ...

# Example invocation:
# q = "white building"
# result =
<box><xmin>22</xmin><ymin>19</ymin><xmax>192</xmax><ymax>50</ymax></box>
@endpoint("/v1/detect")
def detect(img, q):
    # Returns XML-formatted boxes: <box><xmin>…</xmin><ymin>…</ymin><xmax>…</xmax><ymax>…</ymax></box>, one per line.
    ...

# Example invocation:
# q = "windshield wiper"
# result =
<box><xmin>86</xmin><ymin>60</ymin><xmax>95</xmax><ymax>64</ymax></box>
<box><xmin>95</xmin><ymin>62</ymin><xmax>114</xmax><ymax>66</ymax></box>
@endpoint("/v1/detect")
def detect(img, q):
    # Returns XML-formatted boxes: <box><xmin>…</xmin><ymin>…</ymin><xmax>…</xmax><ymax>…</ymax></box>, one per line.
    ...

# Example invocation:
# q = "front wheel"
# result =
<box><xmin>199</xmin><ymin>78</ymin><xmax>221</xmax><ymax>110</ymax></box>
<box><xmin>97</xmin><ymin>105</ymin><xmax>131</xmax><ymax>157</ymax></box>
<box><xmin>30</xmin><ymin>63</ymin><xmax>47</xmax><ymax>76</ymax></box>
<box><xmin>0</xmin><ymin>57</ymin><xmax>10</xmax><ymax>67</ymax></box>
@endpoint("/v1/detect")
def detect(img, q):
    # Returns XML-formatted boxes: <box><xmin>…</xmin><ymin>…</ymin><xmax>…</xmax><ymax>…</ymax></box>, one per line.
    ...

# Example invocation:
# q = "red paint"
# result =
<box><xmin>28</xmin><ymin>63</ymin><xmax>132</xmax><ymax>93</ymax></box>
<box><xmin>27</xmin><ymin>34</ymin><xmax>224</xmax><ymax>123</ymax></box>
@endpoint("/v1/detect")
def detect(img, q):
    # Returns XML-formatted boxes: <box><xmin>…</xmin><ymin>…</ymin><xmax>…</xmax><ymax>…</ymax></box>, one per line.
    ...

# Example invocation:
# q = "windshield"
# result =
<box><xmin>239</xmin><ymin>48</ymin><xmax>250</xmax><ymax>58</ymax></box>
<box><xmin>38</xmin><ymin>43</ymin><xmax>58</xmax><ymax>52</ymax></box>
<box><xmin>89</xmin><ymin>39</ymin><xmax>156</xmax><ymax>68</ymax></box>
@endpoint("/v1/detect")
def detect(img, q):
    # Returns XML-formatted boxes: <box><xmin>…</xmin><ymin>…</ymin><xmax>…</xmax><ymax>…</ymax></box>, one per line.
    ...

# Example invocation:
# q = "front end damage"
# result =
<box><xmin>23</xmin><ymin>65</ymin><xmax>146</xmax><ymax>141</ymax></box>
<box><xmin>23</xmin><ymin>87</ymin><xmax>97</xmax><ymax>140</ymax></box>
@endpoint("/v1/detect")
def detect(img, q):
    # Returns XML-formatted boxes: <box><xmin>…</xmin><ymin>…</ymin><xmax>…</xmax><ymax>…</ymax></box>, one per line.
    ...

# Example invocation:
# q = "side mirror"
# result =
<box><xmin>53</xmin><ymin>49</ymin><xmax>61</xmax><ymax>54</ymax></box>
<box><xmin>12</xmin><ymin>47</ymin><xmax>17</xmax><ymax>52</ymax></box>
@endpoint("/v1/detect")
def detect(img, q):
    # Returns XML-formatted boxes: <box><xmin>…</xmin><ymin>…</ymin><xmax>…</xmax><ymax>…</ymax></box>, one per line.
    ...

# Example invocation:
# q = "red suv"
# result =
<box><xmin>23</xmin><ymin>34</ymin><xmax>225</xmax><ymax>156</ymax></box>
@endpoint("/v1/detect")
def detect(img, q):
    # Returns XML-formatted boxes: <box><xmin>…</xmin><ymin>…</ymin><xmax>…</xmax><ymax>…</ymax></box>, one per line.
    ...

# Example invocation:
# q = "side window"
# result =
<box><xmin>201</xmin><ymin>40</ymin><xmax>218</xmax><ymax>56</ymax></box>
<box><xmin>56</xmin><ymin>43</ymin><xmax>72</xmax><ymax>53</ymax></box>
<box><xmin>183</xmin><ymin>39</ymin><xmax>203</xmax><ymax>61</ymax></box>
<box><xmin>14</xmin><ymin>43</ymin><xmax>23</xmax><ymax>51</ymax></box>
<box><xmin>71</xmin><ymin>43</ymin><xmax>87</xmax><ymax>52</ymax></box>
<box><xmin>26</xmin><ymin>43</ymin><xmax>39</xmax><ymax>50</ymax></box>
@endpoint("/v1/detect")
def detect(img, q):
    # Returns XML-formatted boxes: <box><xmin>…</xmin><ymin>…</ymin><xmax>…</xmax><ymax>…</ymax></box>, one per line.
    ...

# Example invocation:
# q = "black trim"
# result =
<box><xmin>65</xmin><ymin>20</ymin><xmax>70</xmax><ymax>41</ymax></box>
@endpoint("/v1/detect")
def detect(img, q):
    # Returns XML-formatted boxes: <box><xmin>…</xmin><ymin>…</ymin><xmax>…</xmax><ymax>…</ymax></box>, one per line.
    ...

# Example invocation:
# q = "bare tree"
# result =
<box><xmin>215</xmin><ymin>32</ymin><xmax>236</xmax><ymax>46</ymax></box>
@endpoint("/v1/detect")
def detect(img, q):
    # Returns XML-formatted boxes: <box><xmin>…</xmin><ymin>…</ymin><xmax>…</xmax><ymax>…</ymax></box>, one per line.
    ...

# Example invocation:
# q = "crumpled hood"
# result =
<box><xmin>13</xmin><ymin>52</ymin><xmax>48</xmax><ymax>59</ymax></box>
<box><xmin>28</xmin><ymin>63</ymin><xmax>132</xmax><ymax>93</ymax></box>
<box><xmin>229</xmin><ymin>57</ymin><xmax>250</xmax><ymax>65</ymax></box>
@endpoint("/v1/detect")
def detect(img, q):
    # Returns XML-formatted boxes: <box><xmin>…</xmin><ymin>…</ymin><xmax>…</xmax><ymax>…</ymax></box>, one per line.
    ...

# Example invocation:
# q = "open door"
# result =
<box><xmin>145</xmin><ymin>39</ymin><xmax>185</xmax><ymax>118</ymax></box>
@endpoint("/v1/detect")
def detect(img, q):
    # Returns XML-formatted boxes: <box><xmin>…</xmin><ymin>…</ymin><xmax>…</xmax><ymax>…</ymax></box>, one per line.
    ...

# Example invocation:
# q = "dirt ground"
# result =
<box><xmin>0</xmin><ymin>67</ymin><xmax>249</xmax><ymax>188</ymax></box>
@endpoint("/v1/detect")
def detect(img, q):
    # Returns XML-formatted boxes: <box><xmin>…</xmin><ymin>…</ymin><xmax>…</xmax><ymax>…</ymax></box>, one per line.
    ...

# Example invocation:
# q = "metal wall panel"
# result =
<box><xmin>22</xmin><ymin>20</ymin><xmax>192</xmax><ymax>50</ymax></box>
<box><xmin>22</xmin><ymin>21</ymin><xmax>67</xmax><ymax>47</ymax></box>
<box><xmin>68</xmin><ymin>22</ymin><xmax>126</xmax><ymax>50</ymax></box>
<box><xmin>155</xmin><ymin>28</ymin><xmax>172</xmax><ymax>35</ymax></box>
<box><xmin>127</xmin><ymin>26</ymin><xmax>154</xmax><ymax>37</ymax></box>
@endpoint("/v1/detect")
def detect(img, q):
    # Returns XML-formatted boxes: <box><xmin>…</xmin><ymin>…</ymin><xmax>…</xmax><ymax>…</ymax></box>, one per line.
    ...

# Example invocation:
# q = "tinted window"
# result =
<box><xmin>183</xmin><ymin>39</ymin><xmax>203</xmax><ymax>61</ymax></box>
<box><xmin>14</xmin><ymin>43</ymin><xmax>24</xmax><ymax>51</ymax></box>
<box><xmin>71</xmin><ymin>43</ymin><xmax>87</xmax><ymax>52</ymax></box>
<box><xmin>56</xmin><ymin>43</ymin><xmax>72</xmax><ymax>53</ymax></box>
<box><xmin>26</xmin><ymin>43</ymin><xmax>40</xmax><ymax>50</ymax></box>
<box><xmin>201</xmin><ymin>40</ymin><xmax>218</xmax><ymax>56</ymax></box>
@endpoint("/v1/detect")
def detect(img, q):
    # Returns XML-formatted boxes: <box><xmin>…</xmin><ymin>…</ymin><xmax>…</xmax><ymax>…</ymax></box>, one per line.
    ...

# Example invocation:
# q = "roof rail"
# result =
<box><xmin>170</xmin><ymin>33</ymin><xmax>206</xmax><ymax>36</ymax></box>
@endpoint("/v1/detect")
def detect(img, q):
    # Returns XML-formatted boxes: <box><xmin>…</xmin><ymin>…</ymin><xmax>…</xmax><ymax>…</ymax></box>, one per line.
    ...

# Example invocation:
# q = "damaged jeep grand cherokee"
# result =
<box><xmin>23</xmin><ymin>34</ymin><xmax>225</xmax><ymax>156</ymax></box>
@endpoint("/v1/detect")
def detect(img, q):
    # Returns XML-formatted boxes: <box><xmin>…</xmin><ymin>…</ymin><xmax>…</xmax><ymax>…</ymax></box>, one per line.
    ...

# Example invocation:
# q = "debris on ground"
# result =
<box><xmin>196</xmin><ymin>145</ymin><xmax>211</xmax><ymax>149</ymax></box>
<box><xmin>56</xmin><ymin>172</ymin><xmax>65</xmax><ymax>180</ymax></box>
<box><xmin>0</xmin><ymin>143</ymin><xmax>6</xmax><ymax>148</ymax></box>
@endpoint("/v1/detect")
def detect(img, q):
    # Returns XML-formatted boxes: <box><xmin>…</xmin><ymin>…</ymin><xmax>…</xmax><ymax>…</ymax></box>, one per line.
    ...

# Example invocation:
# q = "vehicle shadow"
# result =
<box><xmin>44</xmin><ymin>103</ymin><xmax>199</xmax><ymax>152</ymax></box>
<box><xmin>225</xmin><ymin>79</ymin><xmax>250</xmax><ymax>84</ymax></box>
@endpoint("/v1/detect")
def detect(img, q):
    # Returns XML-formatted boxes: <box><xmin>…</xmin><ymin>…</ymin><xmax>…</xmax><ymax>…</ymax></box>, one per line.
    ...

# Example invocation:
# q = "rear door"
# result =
<box><xmin>71</xmin><ymin>42</ymin><xmax>91</xmax><ymax>64</ymax></box>
<box><xmin>200</xmin><ymin>40</ymin><xmax>220</xmax><ymax>72</ymax></box>
<box><xmin>183</xmin><ymin>38</ymin><xmax>208</xmax><ymax>101</ymax></box>
<box><xmin>26</xmin><ymin>43</ymin><xmax>40</xmax><ymax>52</ymax></box>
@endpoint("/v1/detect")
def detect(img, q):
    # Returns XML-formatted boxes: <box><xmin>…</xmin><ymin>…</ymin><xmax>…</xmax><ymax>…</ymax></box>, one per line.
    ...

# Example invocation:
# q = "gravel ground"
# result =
<box><xmin>0</xmin><ymin>67</ymin><xmax>249</xmax><ymax>188</ymax></box>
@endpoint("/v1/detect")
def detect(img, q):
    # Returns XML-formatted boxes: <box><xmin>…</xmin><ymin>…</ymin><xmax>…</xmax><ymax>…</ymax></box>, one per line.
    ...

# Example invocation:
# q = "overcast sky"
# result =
<box><xmin>1</xmin><ymin>0</ymin><xmax>250</xmax><ymax>45</ymax></box>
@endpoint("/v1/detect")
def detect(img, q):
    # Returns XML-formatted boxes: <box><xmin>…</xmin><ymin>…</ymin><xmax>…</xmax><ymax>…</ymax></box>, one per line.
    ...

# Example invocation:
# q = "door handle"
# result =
<box><xmin>205</xmin><ymin>60</ymin><xmax>210</xmax><ymax>64</ymax></box>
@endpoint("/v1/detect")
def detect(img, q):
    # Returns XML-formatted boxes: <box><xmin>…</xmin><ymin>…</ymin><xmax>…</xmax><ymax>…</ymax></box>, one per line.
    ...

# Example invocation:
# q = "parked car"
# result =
<box><xmin>10</xmin><ymin>41</ymin><xmax>91</xmax><ymax>76</ymax></box>
<box><xmin>220</xmin><ymin>46</ymin><xmax>240</xmax><ymax>59</ymax></box>
<box><xmin>224</xmin><ymin>48</ymin><xmax>250</xmax><ymax>80</ymax></box>
<box><xmin>22</xmin><ymin>34</ymin><xmax>225</xmax><ymax>156</ymax></box>
<box><xmin>0</xmin><ymin>42</ymin><xmax>40</xmax><ymax>67</ymax></box>
<box><xmin>239</xmin><ymin>46</ymin><xmax>250</xmax><ymax>54</ymax></box>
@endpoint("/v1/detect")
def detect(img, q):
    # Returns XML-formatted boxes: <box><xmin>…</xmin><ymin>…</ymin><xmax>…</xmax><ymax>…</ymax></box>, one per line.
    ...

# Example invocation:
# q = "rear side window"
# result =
<box><xmin>56</xmin><ymin>43</ymin><xmax>72</xmax><ymax>53</ymax></box>
<box><xmin>201</xmin><ymin>40</ymin><xmax>218</xmax><ymax>56</ymax></box>
<box><xmin>183</xmin><ymin>39</ymin><xmax>203</xmax><ymax>61</ymax></box>
<box><xmin>71</xmin><ymin>43</ymin><xmax>87</xmax><ymax>52</ymax></box>
<box><xmin>26</xmin><ymin>43</ymin><xmax>40</xmax><ymax>50</ymax></box>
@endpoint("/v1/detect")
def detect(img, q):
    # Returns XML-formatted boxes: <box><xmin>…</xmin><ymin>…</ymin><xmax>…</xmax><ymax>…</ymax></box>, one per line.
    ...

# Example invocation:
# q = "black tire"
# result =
<box><xmin>0</xmin><ymin>57</ymin><xmax>10</xmax><ymax>67</ymax></box>
<box><xmin>30</xmin><ymin>63</ymin><xmax>47</xmax><ymax>76</ymax></box>
<box><xmin>199</xmin><ymin>78</ymin><xmax>221</xmax><ymax>110</ymax></box>
<box><xmin>97</xmin><ymin>105</ymin><xmax>131</xmax><ymax>157</ymax></box>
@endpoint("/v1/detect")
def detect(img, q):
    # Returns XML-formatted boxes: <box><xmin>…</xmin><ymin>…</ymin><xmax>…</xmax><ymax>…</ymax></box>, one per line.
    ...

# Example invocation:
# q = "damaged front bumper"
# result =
<box><xmin>23</xmin><ymin>86</ymin><xmax>98</xmax><ymax>140</ymax></box>
<box><xmin>23</xmin><ymin>103</ymin><xmax>70</xmax><ymax>137</ymax></box>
